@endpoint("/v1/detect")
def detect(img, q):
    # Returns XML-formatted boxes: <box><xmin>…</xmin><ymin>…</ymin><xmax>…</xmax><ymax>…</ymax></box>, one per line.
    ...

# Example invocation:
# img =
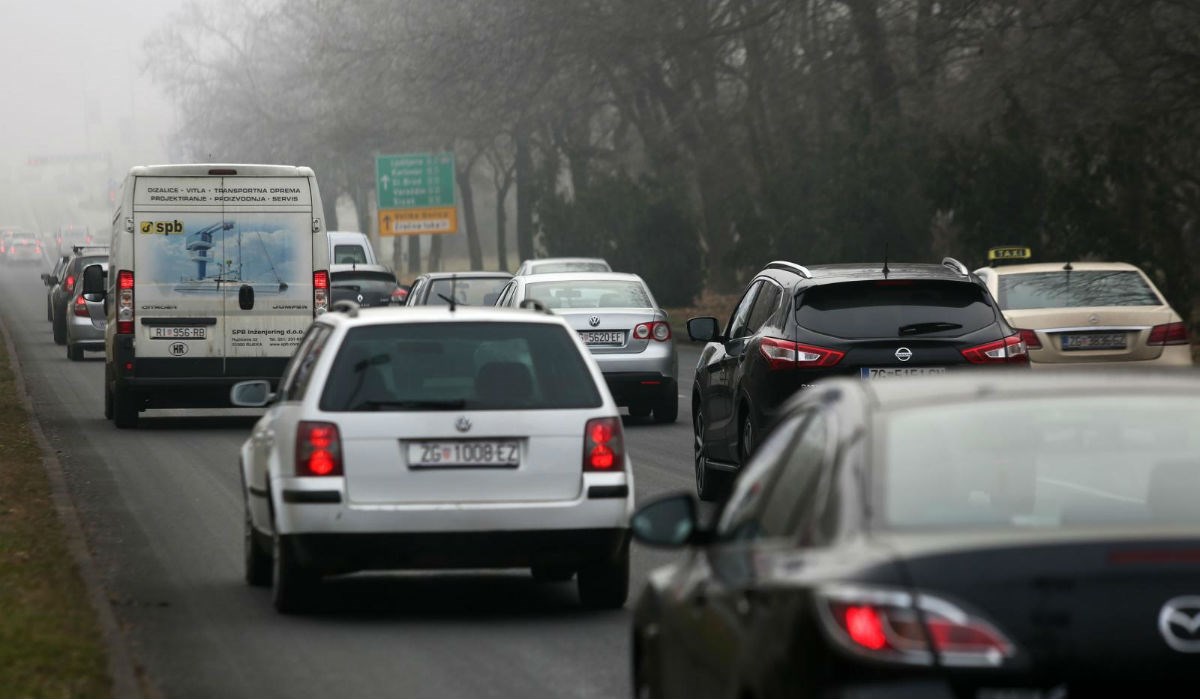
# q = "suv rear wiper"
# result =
<box><xmin>898</xmin><ymin>321</ymin><xmax>963</xmax><ymax>336</ymax></box>
<box><xmin>353</xmin><ymin>399</ymin><xmax>467</xmax><ymax>411</ymax></box>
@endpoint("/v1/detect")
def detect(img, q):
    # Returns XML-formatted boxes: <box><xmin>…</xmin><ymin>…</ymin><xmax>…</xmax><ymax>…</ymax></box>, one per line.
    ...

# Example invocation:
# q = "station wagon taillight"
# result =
<box><xmin>313</xmin><ymin>270</ymin><xmax>328</xmax><ymax>316</ymax></box>
<box><xmin>1149</xmin><ymin>322</ymin><xmax>1189</xmax><ymax>346</ymax></box>
<box><xmin>961</xmin><ymin>335</ymin><xmax>1028</xmax><ymax>364</ymax></box>
<box><xmin>584</xmin><ymin>417</ymin><xmax>624</xmax><ymax>471</ymax></box>
<box><xmin>818</xmin><ymin>584</ymin><xmax>1015</xmax><ymax>668</ymax></box>
<box><xmin>296</xmin><ymin>421</ymin><xmax>342</xmax><ymax>476</ymax></box>
<box><xmin>760</xmin><ymin>337</ymin><xmax>844</xmax><ymax>370</ymax></box>
<box><xmin>117</xmin><ymin>270</ymin><xmax>134</xmax><ymax>334</ymax></box>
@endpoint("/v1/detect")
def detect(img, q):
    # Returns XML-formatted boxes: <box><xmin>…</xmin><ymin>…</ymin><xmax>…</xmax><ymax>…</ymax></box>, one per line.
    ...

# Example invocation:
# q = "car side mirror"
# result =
<box><xmin>230</xmin><ymin>380</ymin><xmax>274</xmax><ymax>407</ymax></box>
<box><xmin>631</xmin><ymin>492</ymin><xmax>709</xmax><ymax>549</ymax></box>
<box><xmin>687</xmin><ymin>317</ymin><xmax>720</xmax><ymax>343</ymax></box>
<box><xmin>81</xmin><ymin>265</ymin><xmax>106</xmax><ymax>299</ymax></box>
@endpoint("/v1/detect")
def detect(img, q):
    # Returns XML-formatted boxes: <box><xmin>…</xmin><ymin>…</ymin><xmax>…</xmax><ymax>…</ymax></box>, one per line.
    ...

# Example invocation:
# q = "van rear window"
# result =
<box><xmin>319</xmin><ymin>322</ymin><xmax>602</xmax><ymax>411</ymax></box>
<box><xmin>795</xmin><ymin>280</ymin><xmax>996</xmax><ymax>339</ymax></box>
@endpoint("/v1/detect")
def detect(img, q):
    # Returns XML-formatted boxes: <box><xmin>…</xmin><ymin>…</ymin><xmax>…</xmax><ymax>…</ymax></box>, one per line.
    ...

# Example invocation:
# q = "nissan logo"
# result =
<box><xmin>454</xmin><ymin>416</ymin><xmax>472</xmax><ymax>433</ymax></box>
<box><xmin>1160</xmin><ymin>596</ymin><xmax>1200</xmax><ymax>652</ymax></box>
<box><xmin>588</xmin><ymin>316</ymin><xmax>601</xmax><ymax>327</ymax></box>
<box><xmin>895</xmin><ymin>347</ymin><xmax>912</xmax><ymax>362</ymax></box>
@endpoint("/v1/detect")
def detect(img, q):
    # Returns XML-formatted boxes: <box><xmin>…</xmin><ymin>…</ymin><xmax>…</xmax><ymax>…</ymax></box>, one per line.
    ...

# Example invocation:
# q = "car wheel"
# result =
<box><xmin>112</xmin><ymin>385</ymin><xmax>139</xmax><ymax>429</ymax></box>
<box><xmin>67</xmin><ymin>343</ymin><xmax>83</xmax><ymax>361</ymax></box>
<box><xmin>694</xmin><ymin>406</ymin><xmax>723</xmax><ymax>501</ymax></box>
<box><xmin>272</xmin><ymin>532</ymin><xmax>318</xmax><ymax>614</ymax></box>
<box><xmin>51</xmin><ymin>310</ymin><xmax>66</xmax><ymax>345</ymax></box>
<box><xmin>531</xmin><ymin>564</ymin><xmax>575</xmax><ymax>582</ymax></box>
<box><xmin>739</xmin><ymin>410</ymin><xmax>755</xmax><ymax>464</ymax></box>
<box><xmin>577</xmin><ymin>541</ymin><xmax>629</xmax><ymax>609</ymax></box>
<box><xmin>653</xmin><ymin>392</ymin><xmax>678</xmax><ymax>424</ymax></box>
<box><xmin>244</xmin><ymin>500</ymin><xmax>272</xmax><ymax>587</ymax></box>
<box><xmin>46</xmin><ymin>297</ymin><xmax>51</xmax><ymax>322</ymax></box>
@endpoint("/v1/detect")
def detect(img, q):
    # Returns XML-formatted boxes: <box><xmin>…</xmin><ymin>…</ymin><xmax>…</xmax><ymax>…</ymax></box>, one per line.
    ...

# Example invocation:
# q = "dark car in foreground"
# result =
<box><xmin>632</xmin><ymin>371</ymin><xmax>1200</xmax><ymax>699</ymax></box>
<box><xmin>328</xmin><ymin>263</ymin><xmax>404</xmax><ymax>308</ymax></box>
<box><xmin>688</xmin><ymin>258</ymin><xmax>1026</xmax><ymax>499</ymax></box>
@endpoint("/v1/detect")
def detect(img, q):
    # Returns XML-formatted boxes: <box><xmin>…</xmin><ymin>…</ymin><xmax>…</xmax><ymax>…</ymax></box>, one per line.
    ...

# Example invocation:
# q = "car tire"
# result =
<box><xmin>272</xmin><ymin>533</ymin><xmax>318</xmax><ymax>614</ymax></box>
<box><xmin>653</xmin><ymin>393</ymin><xmax>678</xmax><ymax>424</ymax></box>
<box><xmin>244</xmin><ymin>501</ymin><xmax>272</xmax><ymax>588</ymax></box>
<box><xmin>739</xmin><ymin>411</ymin><xmax>755</xmax><ymax>464</ymax></box>
<box><xmin>694</xmin><ymin>406</ymin><xmax>722</xmax><ymax>502</ymax></box>
<box><xmin>531</xmin><ymin>564</ymin><xmax>575</xmax><ymax>582</ymax></box>
<box><xmin>67</xmin><ymin>343</ymin><xmax>83</xmax><ymax>361</ymax></box>
<box><xmin>46</xmin><ymin>297</ymin><xmax>51</xmax><ymax>322</ymax></box>
<box><xmin>52</xmin><ymin>310</ymin><xmax>66</xmax><ymax>345</ymax></box>
<box><xmin>112</xmin><ymin>385</ymin><xmax>139</xmax><ymax>429</ymax></box>
<box><xmin>577</xmin><ymin>540</ymin><xmax>629</xmax><ymax>609</ymax></box>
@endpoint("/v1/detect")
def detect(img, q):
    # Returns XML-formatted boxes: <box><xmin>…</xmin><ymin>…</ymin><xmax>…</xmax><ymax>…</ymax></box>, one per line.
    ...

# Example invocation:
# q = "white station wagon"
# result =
<box><xmin>233</xmin><ymin>302</ymin><xmax>634</xmax><ymax>613</ymax></box>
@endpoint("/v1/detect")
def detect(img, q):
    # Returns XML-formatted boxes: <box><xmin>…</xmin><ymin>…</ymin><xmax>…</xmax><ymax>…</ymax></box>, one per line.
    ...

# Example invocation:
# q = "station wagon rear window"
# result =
<box><xmin>997</xmin><ymin>271</ymin><xmax>1161</xmax><ymax>309</ymax></box>
<box><xmin>795</xmin><ymin>280</ymin><xmax>996</xmax><ymax>339</ymax></box>
<box><xmin>319</xmin><ymin>322</ymin><xmax>602</xmax><ymax>411</ymax></box>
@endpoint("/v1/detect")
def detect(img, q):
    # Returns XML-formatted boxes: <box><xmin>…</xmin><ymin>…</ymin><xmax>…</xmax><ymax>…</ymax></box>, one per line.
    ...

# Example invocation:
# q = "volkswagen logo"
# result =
<box><xmin>454</xmin><ymin>416</ymin><xmax>472</xmax><ymax>433</ymax></box>
<box><xmin>588</xmin><ymin>316</ymin><xmax>601</xmax><ymax>327</ymax></box>
<box><xmin>1159</xmin><ymin>596</ymin><xmax>1200</xmax><ymax>652</ymax></box>
<box><xmin>168</xmin><ymin>342</ymin><xmax>189</xmax><ymax>357</ymax></box>
<box><xmin>895</xmin><ymin>347</ymin><xmax>912</xmax><ymax>362</ymax></box>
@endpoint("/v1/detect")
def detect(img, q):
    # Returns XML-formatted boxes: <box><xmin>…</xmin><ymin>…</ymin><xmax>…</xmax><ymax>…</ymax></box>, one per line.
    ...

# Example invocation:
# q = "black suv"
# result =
<box><xmin>687</xmin><ymin>258</ymin><xmax>1026</xmax><ymax>500</ymax></box>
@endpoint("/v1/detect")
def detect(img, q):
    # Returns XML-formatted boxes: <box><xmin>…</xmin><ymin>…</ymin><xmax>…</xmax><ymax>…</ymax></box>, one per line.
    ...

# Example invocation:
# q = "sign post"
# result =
<box><xmin>375</xmin><ymin>153</ymin><xmax>457</xmax><ymax>236</ymax></box>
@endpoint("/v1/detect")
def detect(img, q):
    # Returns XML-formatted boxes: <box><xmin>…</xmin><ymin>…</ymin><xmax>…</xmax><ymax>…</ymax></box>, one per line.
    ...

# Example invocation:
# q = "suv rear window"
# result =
<box><xmin>795</xmin><ymin>280</ymin><xmax>996</xmax><ymax>339</ymax></box>
<box><xmin>319</xmin><ymin>322</ymin><xmax>602</xmax><ymax>411</ymax></box>
<box><xmin>998</xmin><ymin>271</ymin><xmax>1161</xmax><ymax>309</ymax></box>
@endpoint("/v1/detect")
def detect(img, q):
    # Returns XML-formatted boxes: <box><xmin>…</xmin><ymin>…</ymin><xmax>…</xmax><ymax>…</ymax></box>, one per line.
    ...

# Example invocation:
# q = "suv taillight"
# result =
<box><xmin>1149</xmin><ymin>322</ymin><xmax>1189</xmax><ymax>346</ymax></box>
<box><xmin>117</xmin><ymin>270</ymin><xmax>134</xmax><ymax>334</ymax></box>
<box><xmin>760</xmin><ymin>337</ymin><xmax>844</xmax><ymax>370</ymax></box>
<box><xmin>73</xmin><ymin>295</ymin><xmax>90</xmax><ymax>317</ymax></box>
<box><xmin>961</xmin><ymin>335</ymin><xmax>1028</xmax><ymax>364</ymax></box>
<box><xmin>583</xmin><ymin>417</ymin><xmax>624</xmax><ymax>471</ymax></box>
<box><xmin>1016</xmin><ymin>328</ymin><xmax>1041</xmax><ymax>350</ymax></box>
<box><xmin>296</xmin><ymin>421</ymin><xmax>342</xmax><ymax>476</ymax></box>
<box><xmin>633</xmin><ymin>321</ymin><xmax>671</xmax><ymax>342</ymax></box>
<box><xmin>817</xmin><ymin>584</ymin><xmax>1015</xmax><ymax>668</ymax></box>
<box><xmin>313</xmin><ymin>270</ymin><xmax>328</xmax><ymax>315</ymax></box>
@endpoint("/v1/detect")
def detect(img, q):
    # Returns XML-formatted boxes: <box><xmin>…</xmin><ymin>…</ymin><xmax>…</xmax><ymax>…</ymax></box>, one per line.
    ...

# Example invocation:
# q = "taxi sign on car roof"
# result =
<box><xmin>987</xmin><ymin>246</ymin><xmax>1031</xmax><ymax>262</ymax></box>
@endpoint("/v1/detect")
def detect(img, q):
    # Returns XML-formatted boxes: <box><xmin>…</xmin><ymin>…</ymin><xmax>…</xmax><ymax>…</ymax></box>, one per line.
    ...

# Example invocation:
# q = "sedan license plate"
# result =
<box><xmin>407</xmin><ymin>440</ymin><xmax>520</xmax><ymax>468</ymax></box>
<box><xmin>860</xmin><ymin>367</ymin><xmax>947</xmax><ymax>379</ymax></box>
<box><xmin>1060</xmin><ymin>332</ymin><xmax>1126</xmax><ymax>351</ymax></box>
<box><xmin>580</xmin><ymin>331</ymin><xmax>624</xmax><ymax>346</ymax></box>
<box><xmin>149</xmin><ymin>326</ymin><xmax>207</xmax><ymax>340</ymax></box>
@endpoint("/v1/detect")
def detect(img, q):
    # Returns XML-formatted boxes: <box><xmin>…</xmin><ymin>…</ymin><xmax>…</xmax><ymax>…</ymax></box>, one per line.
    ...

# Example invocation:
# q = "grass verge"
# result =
<box><xmin>0</xmin><ymin>340</ymin><xmax>110</xmax><ymax>697</ymax></box>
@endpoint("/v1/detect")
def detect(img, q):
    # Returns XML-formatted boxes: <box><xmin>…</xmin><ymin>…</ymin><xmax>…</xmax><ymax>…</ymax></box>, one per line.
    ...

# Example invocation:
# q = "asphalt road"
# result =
<box><xmin>0</xmin><ymin>262</ymin><xmax>702</xmax><ymax>699</ymax></box>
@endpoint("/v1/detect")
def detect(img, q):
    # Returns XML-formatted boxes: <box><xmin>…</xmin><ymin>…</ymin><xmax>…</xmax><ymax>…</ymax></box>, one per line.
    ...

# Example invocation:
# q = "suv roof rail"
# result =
<box><xmin>941</xmin><ymin>257</ymin><xmax>969</xmax><ymax>276</ymax></box>
<box><xmin>329</xmin><ymin>300</ymin><xmax>359</xmax><ymax>318</ymax></box>
<box><xmin>765</xmin><ymin>260</ymin><xmax>812</xmax><ymax>279</ymax></box>
<box><xmin>518</xmin><ymin>298</ymin><xmax>554</xmax><ymax>315</ymax></box>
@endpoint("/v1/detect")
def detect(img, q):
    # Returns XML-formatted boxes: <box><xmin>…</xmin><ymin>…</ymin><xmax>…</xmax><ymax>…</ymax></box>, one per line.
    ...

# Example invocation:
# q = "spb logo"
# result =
<box><xmin>140</xmin><ymin>220</ymin><xmax>184</xmax><ymax>234</ymax></box>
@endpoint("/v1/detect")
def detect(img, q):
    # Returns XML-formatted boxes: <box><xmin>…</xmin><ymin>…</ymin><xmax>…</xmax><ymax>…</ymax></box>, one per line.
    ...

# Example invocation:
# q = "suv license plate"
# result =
<box><xmin>861</xmin><ymin>367</ymin><xmax>947</xmax><ymax>379</ymax></box>
<box><xmin>580</xmin><ymin>331</ymin><xmax>624</xmax><ymax>345</ymax></box>
<box><xmin>1061</xmin><ymin>332</ymin><xmax>1126</xmax><ymax>351</ymax></box>
<box><xmin>407</xmin><ymin>440</ymin><xmax>520</xmax><ymax>468</ymax></box>
<box><xmin>149</xmin><ymin>327</ymin><xmax>207</xmax><ymax>340</ymax></box>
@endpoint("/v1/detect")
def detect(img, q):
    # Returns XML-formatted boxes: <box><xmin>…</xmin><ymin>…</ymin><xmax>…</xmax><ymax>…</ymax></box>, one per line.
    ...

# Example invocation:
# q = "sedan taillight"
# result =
<box><xmin>296</xmin><ymin>421</ymin><xmax>342</xmax><ymax>476</ymax></box>
<box><xmin>1016</xmin><ymin>328</ymin><xmax>1041</xmax><ymax>350</ymax></box>
<box><xmin>583</xmin><ymin>417</ymin><xmax>624</xmax><ymax>471</ymax></box>
<box><xmin>961</xmin><ymin>335</ymin><xmax>1028</xmax><ymax>364</ymax></box>
<box><xmin>817</xmin><ymin>584</ymin><xmax>1015</xmax><ymax>668</ymax></box>
<box><xmin>759</xmin><ymin>337</ymin><xmax>844</xmax><ymax>370</ymax></box>
<box><xmin>633</xmin><ymin>321</ymin><xmax>671</xmax><ymax>342</ymax></box>
<box><xmin>1149</xmin><ymin>322</ymin><xmax>1189</xmax><ymax>346</ymax></box>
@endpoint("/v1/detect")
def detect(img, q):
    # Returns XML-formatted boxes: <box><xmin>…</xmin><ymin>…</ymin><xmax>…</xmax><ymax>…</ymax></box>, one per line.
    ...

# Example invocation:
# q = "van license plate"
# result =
<box><xmin>149</xmin><ymin>327</ymin><xmax>207</xmax><ymax>339</ymax></box>
<box><xmin>407</xmin><ymin>440</ymin><xmax>520</xmax><ymax>468</ymax></box>
<box><xmin>860</xmin><ymin>367</ymin><xmax>947</xmax><ymax>379</ymax></box>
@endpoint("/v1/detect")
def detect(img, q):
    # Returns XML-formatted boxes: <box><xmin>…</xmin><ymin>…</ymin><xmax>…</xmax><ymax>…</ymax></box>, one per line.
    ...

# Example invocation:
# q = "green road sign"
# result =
<box><xmin>376</xmin><ymin>153</ymin><xmax>455</xmax><ymax>209</ymax></box>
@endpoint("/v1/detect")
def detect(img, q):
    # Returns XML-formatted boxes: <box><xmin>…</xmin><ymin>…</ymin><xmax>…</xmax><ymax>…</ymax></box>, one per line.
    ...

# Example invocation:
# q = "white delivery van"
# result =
<box><xmin>328</xmin><ymin>230</ymin><xmax>378</xmax><ymax>265</ymax></box>
<box><xmin>93</xmin><ymin>164</ymin><xmax>329</xmax><ymax>428</ymax></box>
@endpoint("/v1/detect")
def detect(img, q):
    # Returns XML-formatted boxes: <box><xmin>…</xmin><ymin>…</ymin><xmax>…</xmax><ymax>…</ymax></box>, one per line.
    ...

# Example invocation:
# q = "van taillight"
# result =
<box><xmin>117</xmin><ymin>270</ymin><xmax>134</xmax><ymax>334</ymax></box>
<box><xmin>296</xmin><ymin>421</ymin><xmax>342</xmax><ymax>476</ymax></box>
<box><xmin>313</xmin><ymin>270</ymin><xmax>328</xmax><ymax>316</ymax></box>
<box><xmin>583</xmin><ymin>417</ymin><xmax>624</xmax><ymax>471</ymax></box>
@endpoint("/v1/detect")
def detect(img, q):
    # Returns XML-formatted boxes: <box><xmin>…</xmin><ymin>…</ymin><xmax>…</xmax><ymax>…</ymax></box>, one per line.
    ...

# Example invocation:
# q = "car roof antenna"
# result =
<box><xmin>882</xmin><ymin>243</ymin><xmax>890</xmax><ymax>279</ymax></box>
<box><xmin>449</xmin><ymin>274</ymin><xmax>457</xmax><ymax>312</ymax></box>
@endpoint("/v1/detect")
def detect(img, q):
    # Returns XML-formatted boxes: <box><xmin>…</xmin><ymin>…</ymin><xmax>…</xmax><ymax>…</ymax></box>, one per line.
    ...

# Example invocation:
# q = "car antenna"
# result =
<box><xmin>449</xmin><ymin>274</ymin><xmax>457</xmax><ymax>312</ymax></box>
<box><xmin>882</xmin><ymin>243</ymin><xmax>890</xmax><ymax>279</ymax></box>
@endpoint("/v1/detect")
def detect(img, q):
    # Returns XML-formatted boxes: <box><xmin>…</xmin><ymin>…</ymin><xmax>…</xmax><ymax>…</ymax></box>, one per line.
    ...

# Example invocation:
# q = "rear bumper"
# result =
<box><xmin>1029</xmin><ymin>344</ymin><xmax>1193</xmax><ymax>368</ymax></box>
<box><xmin>111</xmin><ymin>348</ymin><xmax>291</xmax><ymax>408</ymax></box>
<box><xmin>603</xmin><ymin>372</ymin><xmax>677</xmax><ymax>406</ymax></box>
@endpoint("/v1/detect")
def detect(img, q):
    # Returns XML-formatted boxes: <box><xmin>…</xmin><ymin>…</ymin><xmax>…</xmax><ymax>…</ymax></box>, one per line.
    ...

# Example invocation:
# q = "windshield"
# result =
<box><xmin>998</xmin><ymin>271</ymin><xmax>1161</xmax><ymax>309</ymax></box>
<box><xmin>795</xmin><ymin>280</ymin><xmax>995</xmax><ymax>338</ymax></box>
<box><xmin>320</xmin><ymin>322</ymin><xmax>602</xmax><ymax>411</ymax></box>
<box><xmin>425</xmin><ymin>277</ymin><xmax>509</xmax><ymax>306</ymax></box>
<box><xmin>526</xmin><ymin>280</ymin><xmax>651</xmax><ymax>309</ymax></box>
<box><xmin>530</xmin><ymin>261</ymin><xmax>610</xmax><ymax>274</ymax></box>
<box><xmin>880</xmin><ymin>396</ymin><xmax>1200</xmax><ymax>531</ymax></box>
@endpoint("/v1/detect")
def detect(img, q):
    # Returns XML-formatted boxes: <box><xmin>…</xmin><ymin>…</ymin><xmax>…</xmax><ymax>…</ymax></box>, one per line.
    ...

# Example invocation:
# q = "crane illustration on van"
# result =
<box><xmin>174</xmin><ymin>220</ymin><xmax>290</xmax><ymax>295</ymax></box>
